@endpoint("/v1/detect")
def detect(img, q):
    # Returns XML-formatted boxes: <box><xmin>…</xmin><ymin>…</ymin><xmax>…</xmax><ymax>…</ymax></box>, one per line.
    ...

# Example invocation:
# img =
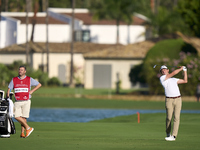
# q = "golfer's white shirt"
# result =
<box><xmin>160</xmin><ymin>75</ymin><xmax>181</xmax><ymax>97</ymax></box>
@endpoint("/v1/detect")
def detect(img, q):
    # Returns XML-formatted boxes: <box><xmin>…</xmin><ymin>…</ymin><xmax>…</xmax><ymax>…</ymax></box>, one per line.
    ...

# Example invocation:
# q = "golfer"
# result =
<box><xmin>7</xmin><ymin>66</ymin><xmax>42</xmax><ymax>138</ymax></box>
<box><xmin>159</xmin><ymin>65</ymin><xmax>187</xmax><ymax>141</ymax></box>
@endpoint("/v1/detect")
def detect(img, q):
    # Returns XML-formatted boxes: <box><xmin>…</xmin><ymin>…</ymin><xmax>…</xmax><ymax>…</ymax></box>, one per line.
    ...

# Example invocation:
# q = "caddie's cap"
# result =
<box><xmin>160</xmin><ymin>65</ymin><xmax>168</xmax><ymax>72</ymax></box>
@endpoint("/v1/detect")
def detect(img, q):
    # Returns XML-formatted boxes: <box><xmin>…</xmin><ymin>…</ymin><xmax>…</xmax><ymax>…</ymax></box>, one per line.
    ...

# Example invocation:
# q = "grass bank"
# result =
<box><xmin>31</xmin><ymin>87</ymin><xmax>134</xmax><ymax>95</ymax></box>
<box><xmin>31</xmin><ymin>96</ymin><xmax>200</xmax><ymax>110</ymax></box>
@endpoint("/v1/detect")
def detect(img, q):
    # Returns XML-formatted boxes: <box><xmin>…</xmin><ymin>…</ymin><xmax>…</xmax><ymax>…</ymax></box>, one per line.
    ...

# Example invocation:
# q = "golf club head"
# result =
<box><xmin>153</xmin><ymin>65</ymin><xmax>157</xmax><ymax>68</ymax></box>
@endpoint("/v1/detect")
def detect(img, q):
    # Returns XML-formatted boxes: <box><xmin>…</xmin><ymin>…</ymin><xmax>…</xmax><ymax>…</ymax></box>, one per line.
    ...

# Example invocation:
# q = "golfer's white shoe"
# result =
<box><xmin>165</xmin><ymin>135</ymin><xmax>176</xmax><ymax>141</ymax></box>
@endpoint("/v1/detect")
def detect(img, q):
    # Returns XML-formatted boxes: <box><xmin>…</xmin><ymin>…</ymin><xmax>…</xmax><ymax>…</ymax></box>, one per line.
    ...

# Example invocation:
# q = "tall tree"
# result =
<box><xmin>46</xmin><ymin>0</ymin><xmax>49</xmax><ymax>74</ymax></box>
<box><xmin>176</xmin><ymin>0</ymin><xmax>200</xmax><ymax>37</ymax></box>
<box><xmin>144</xmin><ymin>6</ymin><xmax>189</xmax><ymax>38</ymax></box>
<box><xmin>89</xmin><ymin>0</ymin><xmax>134</xmax><ymax>44</ymax></box>
<box><xmin>42</xmin><ymin>0</ymin><xmax>46</xmax><ymax>11</ymax></box>
<box><xmin>30</xmin><ymin>0</ymin><xmax>39</xmax><ymax>42</ymax></box>
<box><xmin>5</xmin><ymin>0</ymin><xmax>8</xmax><ymax>11</ymax></box>
<box><xmin>69</xmin><ymin>0</ymin><xmax>75</xmax><ymax>87</ymax></box>
<box><xmin>0</xmin><ymin>0</ymin><xmax>1</xmax><ymax>48</ymax></box>
<box><xmin>26</xmin><ymin>0</ymin><xmax>29</xmax><ymax>65</ymax></box>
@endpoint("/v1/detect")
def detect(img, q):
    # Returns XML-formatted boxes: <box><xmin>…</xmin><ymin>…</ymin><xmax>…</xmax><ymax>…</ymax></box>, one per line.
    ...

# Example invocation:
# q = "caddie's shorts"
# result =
<box><xmin>14</xmin><ymin>100</ymin><xmax>31</xmax><ymax>118</ymax></box>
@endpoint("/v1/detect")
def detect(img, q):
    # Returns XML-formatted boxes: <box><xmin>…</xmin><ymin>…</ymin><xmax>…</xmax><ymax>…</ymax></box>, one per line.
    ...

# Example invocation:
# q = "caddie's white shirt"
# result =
<box><xmin>160</xmin><ymin>75</ymin><xmax>181</xmax><ymax>97</ymax></box>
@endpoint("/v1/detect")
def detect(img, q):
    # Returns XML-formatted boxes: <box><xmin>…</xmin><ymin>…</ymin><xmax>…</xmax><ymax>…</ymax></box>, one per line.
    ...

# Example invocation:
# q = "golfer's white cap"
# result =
<box><xmin>160</xmin><ymin>65</ymin><xmax>168</xmax><ymax>71</ymax></box>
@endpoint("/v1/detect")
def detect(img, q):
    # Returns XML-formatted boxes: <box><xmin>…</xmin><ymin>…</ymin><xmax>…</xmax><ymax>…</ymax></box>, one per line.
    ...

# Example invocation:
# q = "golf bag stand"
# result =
<box><xmin>0</xmin><ymin>90</ymin><xmax>16</xmax><ymax>138</ymax></box>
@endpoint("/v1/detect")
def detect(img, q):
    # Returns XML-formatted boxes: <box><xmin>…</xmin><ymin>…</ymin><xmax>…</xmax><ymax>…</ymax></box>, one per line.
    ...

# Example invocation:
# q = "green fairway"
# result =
<box><xmin>1</xmin><ymin>113</ymin><xmax>200</xmax><ymax>150</ymax></box>
<box><xmin>1</xmin><ymin>87</ymin><xmax>200</xmax><ymax>149</ymax></box>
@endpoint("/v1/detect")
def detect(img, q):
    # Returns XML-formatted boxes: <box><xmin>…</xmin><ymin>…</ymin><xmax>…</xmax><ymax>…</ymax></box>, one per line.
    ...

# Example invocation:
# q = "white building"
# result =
<box><xmin>0</xmin><ymin>11</ymin><xmax>70</xmax><ymax>48</ymax></box>
<box><xmin>0</xmin><ymin>8</ymin><xmax>147</xmax><ymax>48</ymax></box>
<box><xmin>83</xmin><ymin>41</ymin><xmax>155</xmax><ymax>89</ymax></box>
<box><xmin>0</xmin><ymin>8</ymin><xmax>150</xmax><ymax>89</ymax></box>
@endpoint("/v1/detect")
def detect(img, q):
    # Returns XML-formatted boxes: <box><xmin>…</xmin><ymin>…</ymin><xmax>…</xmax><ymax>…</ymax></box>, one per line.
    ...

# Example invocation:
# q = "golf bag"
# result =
<box><xmin>0</xmin><ymin>90</ymin><xmax>16</xmax><ymax>137</ymax></box>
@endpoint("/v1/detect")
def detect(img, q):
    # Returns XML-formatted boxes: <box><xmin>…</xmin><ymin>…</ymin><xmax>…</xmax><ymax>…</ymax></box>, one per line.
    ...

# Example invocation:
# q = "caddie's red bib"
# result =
<box><xmin>13</xmin><ymin>76</ymin><xmax>30</xmax><ymax>101</ymax></box>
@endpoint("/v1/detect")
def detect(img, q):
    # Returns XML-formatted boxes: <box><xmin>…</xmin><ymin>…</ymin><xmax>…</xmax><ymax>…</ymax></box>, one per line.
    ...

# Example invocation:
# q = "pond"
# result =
<box><xmin>18</xmin><ymin>108</ymin><xmax>200</xmax><ymax>123</ymax></box>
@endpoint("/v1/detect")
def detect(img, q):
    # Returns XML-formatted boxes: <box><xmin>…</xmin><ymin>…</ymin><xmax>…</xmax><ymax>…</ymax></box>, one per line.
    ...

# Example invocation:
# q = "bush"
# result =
<box><xmin>0</xmin><ymin>63</ymin><xmax>10</xmax><ymax>86</ymax></box>
<box><xmin>38</xmin><ymin>72</ymin><xmax>49</xmax><ymax>86</ymax></box>
<box><xmin>0</xmin><ymin>61</ymin><xmax>50</xmax><ymax>87</ymax></box>
<box><xmin>129</xmin><ymin>64</ymin><xmax>145</xmax><ymax>84</ymax></box>
<box><xmin>27</xmin><ymin>69</ymin><xmax>49</xmax><ymax>86</ymax></box>
<box><xmin>0</xmin><ymin>61</ymin><xmax>62</xmax><ymax>87</ymax></box>
<box><xmin>47</xmin><ymin>77</ymin><xmax>61</xmax><ymax>86</ymax></box>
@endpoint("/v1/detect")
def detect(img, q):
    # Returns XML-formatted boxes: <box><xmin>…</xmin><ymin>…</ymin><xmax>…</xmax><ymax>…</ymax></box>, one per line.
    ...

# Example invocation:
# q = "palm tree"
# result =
<box><xmin>69</xmin><ymin>0</ymin><xmax>75</xmax><ymax>87</ymax></box>
<box><xmin>26</xmin><ymin>0</ymin><xmax>29</xmax><ymax>64</ymax></box>
<box><xmin>30</xmin><ymin>0</ymin><xmax>39</xmax><ymax>42</ymax></box>
<box><xmin>0</xmin><ymin>0</ymin><xmax>2</xmax><ymax>48</ymax></box>
<box><xmin>144</xmin><ymin>5</ymin><xmax>186</xmax><ymax>38</ymax></box>
<box><xmin>46</xmin><ymin>0</ymin><xmax>49</xmax><ymax>75</ymax></box>
<box><xmin>5</xmin><ymin>0</ymin><xmax>8</xmax><ymax>11</ymax></box>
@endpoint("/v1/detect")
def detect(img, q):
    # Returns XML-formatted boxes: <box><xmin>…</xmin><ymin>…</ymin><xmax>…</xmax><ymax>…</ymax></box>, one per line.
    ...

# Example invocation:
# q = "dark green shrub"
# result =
<box><xmin>129</xmin><ymin>64</ymin><xmax>145</xmax><ymax>84</ymax></box>
<box><xmin>0</xmin><ymin>61</ymin><xmax>50</xmax><ymax>87</ymax></box>
<box><xmin>37</xmin><ymin>72</ymin><xmax>49</xmax><ymax>86</ymax></box>
<box><xmin>0</xmin><ymin>63</ymin><xmax>10</xmax><ymax>86</ymax></box>
<box><xmin>47</xmin><ymin>77</ymin><xmax>61</xmax><ymax>86</ymax></box>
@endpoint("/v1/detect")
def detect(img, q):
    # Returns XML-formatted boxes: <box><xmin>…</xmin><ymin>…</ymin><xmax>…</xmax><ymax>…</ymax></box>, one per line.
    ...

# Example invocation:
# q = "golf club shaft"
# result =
<box><xmin>153</xmin><ymin>65</ymin><xmax>180</xmax><ymax>68</ymax></box>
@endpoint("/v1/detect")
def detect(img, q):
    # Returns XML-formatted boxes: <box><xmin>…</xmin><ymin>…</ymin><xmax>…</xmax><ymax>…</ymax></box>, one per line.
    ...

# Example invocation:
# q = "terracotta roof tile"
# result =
<box><xmin>10</xmin><ymin>16</ymin><xmax>67</xmax><ymax>24</ymax></box>
<box><xmin>63</xmin><ymin>13</ymin><xmax>145</xmax><ymax>25</ymax></box>
<box><xmin>0</xmin><ymin>42</ymin><xmax>119</xmax><ymax>54</ymax></box>
<box><xmin>0</xmin><ymin>41</ymin><xmax>154</xmax><ymax>59</ymax></box>
<box><xmin>9</xmin><ymin>12</ymin><xmax>145</xmax><ymax>25</ymax></box>
<box><xmin>83</xmin><ymin>41</ymin><xmax>155</xmax><ymax>59</ymax></box>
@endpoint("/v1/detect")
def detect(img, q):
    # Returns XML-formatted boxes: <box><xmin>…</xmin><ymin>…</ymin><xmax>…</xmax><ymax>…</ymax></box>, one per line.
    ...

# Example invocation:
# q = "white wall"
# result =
<box><xmin>33</xmin><ymin>53</ymin><xmax>85</xmax><ymax>84</ymax></box>
<box><xmin>0</xmin><ymin>54</ymin><xmax>26</xmax><ymax>64</ymax></box>
<box><xmin>0</xmin><ymin>16</ymin><xmax>19</xmax><ymax>48</ymax></box>
<box><xmin>49</xmin><ymin>8</ymin><xmax>146</xmax><ymax>45</ymax></box>
<box><xmin>84</xmin><ymin>59</ymin><xmax>143</xmax><ymax>89</ymax></box>
<box><xmin>5</xmin><ymin>17</ymin><xmax>18</xmax><ymax>46</ymax></box>
<box><xmin>83</xmin><ymin>25</ymin><xmax>145</xmax><ymax>45</ymax></box>
<box><xmin>17</xmin><ymin>24</ymin><xmax>70</xmax><ymax>44</ymax></box>
<box><xmin>121</xmin><ymin>25</ymin><xmax>145</xmax><ymax>44</ymax></box>
<box><xmin>0</xmin><ymin>20</ymin><xmax>6</xmax><ymax>48</ymax></box>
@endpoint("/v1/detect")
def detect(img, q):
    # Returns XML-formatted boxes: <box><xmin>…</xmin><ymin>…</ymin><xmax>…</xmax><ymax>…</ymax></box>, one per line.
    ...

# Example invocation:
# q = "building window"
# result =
<box><xmin>74</xmin><ymin>30</ymin><xmax>90</xmax><ymax>42</ymax></box>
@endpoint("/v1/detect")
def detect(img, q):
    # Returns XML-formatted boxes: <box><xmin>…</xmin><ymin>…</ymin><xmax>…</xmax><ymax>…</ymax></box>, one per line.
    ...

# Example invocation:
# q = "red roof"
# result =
<box><xmin>9</xmin><ymin>12</ymin><xmax>145</xmax><ymax>26</ymax></box>
<box><xmin>10</xmin><ymin>16</ymin><xmax>67</xmax><ymax>24</ymax></box>
<box><xmin>63</xmin><ymin>13</ymin><xmax>145</xmax><ymax>25</ymax></box>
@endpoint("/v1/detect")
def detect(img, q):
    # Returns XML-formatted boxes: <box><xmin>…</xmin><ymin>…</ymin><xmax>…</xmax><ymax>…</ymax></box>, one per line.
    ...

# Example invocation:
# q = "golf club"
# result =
<box><xmin>153</xmin><ymin>65</ymin><xmax>180</xmax><ymax>69</ymax></box>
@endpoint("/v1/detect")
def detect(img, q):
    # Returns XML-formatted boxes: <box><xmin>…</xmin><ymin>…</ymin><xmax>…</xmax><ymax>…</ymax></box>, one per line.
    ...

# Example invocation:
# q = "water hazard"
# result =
<box><xmin>20</xmin><ymin>108</ymin><xmax>200</xmax><ymax>122</ymax></box>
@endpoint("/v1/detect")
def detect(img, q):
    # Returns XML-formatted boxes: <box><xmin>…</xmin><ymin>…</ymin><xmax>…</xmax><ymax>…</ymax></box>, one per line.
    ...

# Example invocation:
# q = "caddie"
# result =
<box><xmin>7</xmin><ymin>65</ymin><xmax>42</xmax><ymax>138</ymax></box>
